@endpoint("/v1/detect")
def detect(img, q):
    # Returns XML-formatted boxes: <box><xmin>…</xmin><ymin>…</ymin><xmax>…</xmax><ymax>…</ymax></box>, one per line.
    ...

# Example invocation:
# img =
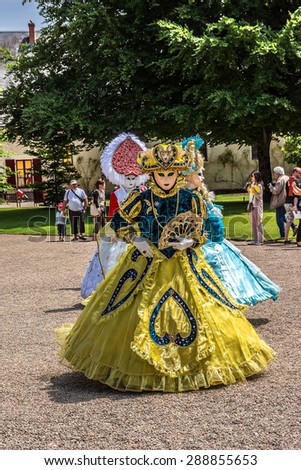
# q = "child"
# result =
<box><xmin>55</xmin><ymin>202</ymin><xmax>66</xmax><ymax>241</ymax></box>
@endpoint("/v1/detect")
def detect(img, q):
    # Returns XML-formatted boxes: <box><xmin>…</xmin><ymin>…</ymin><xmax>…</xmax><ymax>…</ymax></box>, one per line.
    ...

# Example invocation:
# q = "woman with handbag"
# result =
<box><xmin>247</xmin><ymin>171</ymin><xmax>264</xmax><ymax>245</ymax></box>
<box><xmin>182</xmin><ymin>137</ymin><xmax>280</xmax><ymax>305</ymax></box>
<box><xmin>91</xmin><ymin>180</ymin><xmax>106</xmax><ymax>241</ymax></box>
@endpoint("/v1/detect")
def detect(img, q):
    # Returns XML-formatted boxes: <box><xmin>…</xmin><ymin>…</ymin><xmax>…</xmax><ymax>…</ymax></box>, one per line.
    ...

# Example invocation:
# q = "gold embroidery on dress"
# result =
<box><xmin>117</xmin><ymin>190</ymin><xmax>142</xmax><ymax>223</ymax></box>
<box><xmin>192</xmin><ymin>190</ymin><xmax>207</xmax><ymax>218</ymax></box>
<box><xmin>128</xmin><ymin>201</ymin><xmax>142</xmax><ymax>220</ymax></box>
<box><xmin>144</xmin><ymin>199</ymin><xmax>153</xmax><ymax>215</ymax></box>
<box><xmin>119</xmin><ymin>189</ymin><xmax>140</xmax><ymax>211</ymax></box>
<box><xmin>118</xmin><ymin>207</ymin><xmax>133</xmax><ymax>224</ymax></box>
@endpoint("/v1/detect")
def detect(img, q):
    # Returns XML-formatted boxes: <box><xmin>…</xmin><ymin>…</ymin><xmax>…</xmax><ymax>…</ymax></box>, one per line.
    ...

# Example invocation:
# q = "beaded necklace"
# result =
<box><xmin>150</xmin><ymin>188</ymin><xmax>179</xmax><ymax>229</ymax></box>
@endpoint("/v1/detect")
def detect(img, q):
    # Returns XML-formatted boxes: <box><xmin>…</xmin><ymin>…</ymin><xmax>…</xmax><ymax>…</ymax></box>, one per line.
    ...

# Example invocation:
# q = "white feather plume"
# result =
<box><xmin>100</xmin><ymin>132</ymin><xmax>149</xmax><ymax>186</ymax></box>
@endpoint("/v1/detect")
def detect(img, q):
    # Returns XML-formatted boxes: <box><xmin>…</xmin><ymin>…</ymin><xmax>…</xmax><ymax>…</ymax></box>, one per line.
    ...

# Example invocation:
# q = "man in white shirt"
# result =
<box><xmin>62</xmin><ymin>180</ymin><xmax>88</xmax><ymax>241</ymax></box>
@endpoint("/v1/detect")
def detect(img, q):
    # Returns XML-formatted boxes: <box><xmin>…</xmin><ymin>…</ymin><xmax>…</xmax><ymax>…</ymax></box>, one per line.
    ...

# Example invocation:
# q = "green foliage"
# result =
<box><xmin>157</xmin><ymin>9</ymin><xmax>301</xmax><ymax>142</ymax></box>
<box><xmin>218</xmin><ymin>149</ymin><xmax>237</xmax><ymax>167</ymax></box>
<box><xmin>1</xmin><ymin>1</ymin><xmax>301</xmax><ymax>193</ymax></box>
<box><xmin>0</xmin><ymin>131</ymin><xmax>14</xmax><ymax>198</ymax></box>
<box><xmin>0</xmin><ymin>165</ymin><xmax>14</xmax><ymax>192</ymax></box>
<box><xmin>157</xmin><ymin>5</ymin><xmax>301</xmax><ymax>192</ymax></box>
<box><xmin>0</xmin><ymin>131</ymin><xmax>11</xmax><ymax>159</ymax></box>
<box><xmin>282</xmin><ymin>134</ymin><xmax>301</xmax><ymax>165</ymax></box>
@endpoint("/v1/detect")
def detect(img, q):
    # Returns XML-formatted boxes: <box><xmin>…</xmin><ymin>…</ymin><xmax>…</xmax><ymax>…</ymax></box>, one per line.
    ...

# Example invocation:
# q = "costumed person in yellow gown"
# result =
<box><xmin>56</xmin><ymin>143</ymin><xmax>275</xmax><ymax>392</ymax></box>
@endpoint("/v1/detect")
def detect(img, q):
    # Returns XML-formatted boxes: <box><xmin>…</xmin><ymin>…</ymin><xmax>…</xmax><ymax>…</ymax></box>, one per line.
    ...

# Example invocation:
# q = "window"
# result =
<box><xmin>16</xmin><ymin>160</ymin><xmax>33</xmax><ymax>187</ymax></box>
<box><xmin>5</xmin><ymin>158</ymin><xmax>42</xmax><ymax>187</ymax></box>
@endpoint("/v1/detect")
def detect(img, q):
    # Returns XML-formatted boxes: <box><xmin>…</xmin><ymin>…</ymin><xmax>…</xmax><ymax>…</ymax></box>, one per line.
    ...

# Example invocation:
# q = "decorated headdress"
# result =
<box><xmin>101</xmin><ymin>132</ymin><xmax>149</xmax><ymax>186</ymax></box>
<box><xmin>181</xmin><ymin>135</ymin><xmax>208</xmax><ymax>198</ymax></box>
<box><xmin>181</xmin><ymin>135</ymin><xmax>205</xmax><ymax>176</ymax></box>
<box><xmin>181</xmin><ymin>135</ymin><xmax>204</xmax><ymax>151</ymax></box>
<box><xmin>137</xmin><ymin>144</ymin><xmax>189</xmax><ymax>173</ymax></box>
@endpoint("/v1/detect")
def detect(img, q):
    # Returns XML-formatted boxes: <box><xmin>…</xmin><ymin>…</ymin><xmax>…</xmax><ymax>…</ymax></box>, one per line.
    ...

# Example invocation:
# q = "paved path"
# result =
<box><xmin>1</xmin><ymin>235</ymin><xmax>300</xmax><ymax>450</ymax></box>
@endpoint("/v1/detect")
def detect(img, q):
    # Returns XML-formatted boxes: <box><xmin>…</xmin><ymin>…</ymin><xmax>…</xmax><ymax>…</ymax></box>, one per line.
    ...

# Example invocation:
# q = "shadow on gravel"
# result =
<box><xmin>248</xmin><ymin>318</ymin><xmax>270</xmax><ymax>327</ymax></box>
<box><xmin>44</xmin><ymin>372</ymin><xmax>141</xmax><ymax>403</ymax></box>
<box><xmin>57</xmin><ymin>288</ymin><xmax>81</xmax><ymax>291</ymax></box>
<box><xmin>44</xmin><ymin>371</ymin><xmax>233</xmax><ymax>404</ymax></box>
<box><xmin>44</xmin><ymin>303</ymin><xmax>84</xmax><ymax>314</ymax></box>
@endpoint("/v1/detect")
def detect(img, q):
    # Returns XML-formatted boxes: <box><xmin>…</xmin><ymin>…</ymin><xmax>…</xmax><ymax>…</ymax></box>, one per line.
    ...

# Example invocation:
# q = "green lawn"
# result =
<box><xmin>0</xmin><ymin>207</ymin><xmax>95</xmax><ymax>237</ymax></box>
<box><xmin>214</xmin><ymin>192</ymin><xmax>248</xmax><ymax>203</ymax></box>
<box><xmin>0</xmin><ymin>199</ymin><xmax>282</xmax><ymax>240</ymax></box>
<box><xmin>221</xmin><ymin>201</ymin><xmax>279</xmax><ymax>240</ymax></box>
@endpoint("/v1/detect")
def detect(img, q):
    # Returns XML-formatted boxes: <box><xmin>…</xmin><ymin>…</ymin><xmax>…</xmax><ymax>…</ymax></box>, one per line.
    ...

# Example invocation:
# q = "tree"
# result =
<box><xmin>0</xmin><ymin>130</ymin><xmax>15</xmax><ymax>200</ymax></box>
<box><xmin>26</xmin><ymin>141</ymin><xmax>80</xmax><ymax>206</ymax></box>
<box><xmin>1</xmin><ymin>1</ymin><xmax>301</xmax><ymax>198</ymax></box>
<box><xmin>2</xmin><ymin>1</ymin><xmax>191</xmax><ymax>145</ymax></box>
<box><xmin>1</xmin><ymin>45</ymin><xmax>80</xmax><ymax>204</ymax></box>
<box><xmin>157</xmin><ymin>6</ymin><xmax>301</xmax><ymax>196</ymax></box>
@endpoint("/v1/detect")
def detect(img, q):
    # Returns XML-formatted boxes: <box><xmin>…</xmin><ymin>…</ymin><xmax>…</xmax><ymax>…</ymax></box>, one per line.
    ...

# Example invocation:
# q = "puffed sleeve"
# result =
<box><xmin>110</xmin><ymin>189</ymin><xmax>142</xmax><ymax>241</ymax></box>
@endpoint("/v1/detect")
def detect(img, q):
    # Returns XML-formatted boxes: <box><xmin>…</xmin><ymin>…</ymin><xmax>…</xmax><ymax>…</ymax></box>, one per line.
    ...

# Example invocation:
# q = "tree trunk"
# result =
<box><xmin>257</xmin><ymin>128</ymin><xmax>273</xmax><ymax>203</ymax></box>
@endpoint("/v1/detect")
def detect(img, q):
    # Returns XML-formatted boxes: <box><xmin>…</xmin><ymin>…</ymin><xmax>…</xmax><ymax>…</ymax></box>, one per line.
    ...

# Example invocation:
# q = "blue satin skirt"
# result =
<box><xmin>202</xmin><ymin>239</ymin><xmax>281</xmax><ymax>305</ymax></box>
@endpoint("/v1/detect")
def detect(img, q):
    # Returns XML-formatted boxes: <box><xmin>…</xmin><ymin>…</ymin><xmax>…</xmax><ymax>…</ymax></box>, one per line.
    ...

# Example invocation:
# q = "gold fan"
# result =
<box><xmin>158</xmin><ymin>211</ymin><xmax>204</xmax><ymax>249</ymax></box>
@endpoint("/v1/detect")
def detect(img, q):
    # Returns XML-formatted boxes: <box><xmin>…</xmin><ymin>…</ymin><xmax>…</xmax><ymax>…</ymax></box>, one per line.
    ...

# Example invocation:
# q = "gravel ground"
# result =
<box><xmin>1</xmin><ymin>234</ymin><xmax>300</xmax><ymax>450</ymax></box>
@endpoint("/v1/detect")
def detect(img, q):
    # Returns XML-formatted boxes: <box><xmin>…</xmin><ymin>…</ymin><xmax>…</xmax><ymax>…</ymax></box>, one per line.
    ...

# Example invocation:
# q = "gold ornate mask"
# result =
<box><xmin>137</xmin><ymin>144</ymin><xmax>189</xmax><ymax>173</ymax></box>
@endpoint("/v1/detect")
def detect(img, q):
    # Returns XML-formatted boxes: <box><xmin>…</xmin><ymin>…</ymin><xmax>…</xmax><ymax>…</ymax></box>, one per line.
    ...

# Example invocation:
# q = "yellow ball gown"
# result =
<box><xmin>56</xmin><ymin>184</ymin><xmax>274</xmax><ymax>392</ymax></box>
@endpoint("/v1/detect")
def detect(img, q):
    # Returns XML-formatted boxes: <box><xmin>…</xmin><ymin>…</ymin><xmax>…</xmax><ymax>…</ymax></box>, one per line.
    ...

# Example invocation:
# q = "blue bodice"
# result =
<box><xmin>110</xmin><ymin>187</ymin><xmax>204</xmax><ymax>258</ymax></box>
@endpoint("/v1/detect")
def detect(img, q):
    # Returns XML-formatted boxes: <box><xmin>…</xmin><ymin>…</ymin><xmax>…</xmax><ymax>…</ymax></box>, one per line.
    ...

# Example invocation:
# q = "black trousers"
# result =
<box><xmin>69</xmin><ymin>210</ymin><xmax>85</xmax><ymax>235</ymax></box>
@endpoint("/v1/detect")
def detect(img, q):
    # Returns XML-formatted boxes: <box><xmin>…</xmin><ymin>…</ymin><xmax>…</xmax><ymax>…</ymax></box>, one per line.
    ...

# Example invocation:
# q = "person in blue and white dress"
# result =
<box><xmin>181</xmin><ymin>136</ymin><xmax>281</xmax><ymax>306</ymax></box>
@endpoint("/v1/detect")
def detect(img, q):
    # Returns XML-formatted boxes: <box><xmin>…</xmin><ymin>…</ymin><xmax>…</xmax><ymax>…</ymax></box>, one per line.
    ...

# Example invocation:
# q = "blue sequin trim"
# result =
<box><xmin>149</xmin><ymin>288</ymin><xmax>197</xmax><ymax>347</ymax></box>
<box><xmin>187</xmin><ymin>249</ymin><xmax>239</xmax><ymax>310</ymax></box>
<box><xmin>101</xmin><ymin>250</ymin><xmax>152</xmax><ymax>316</ymax></box>
<box><xmin>131</xmin><ymin>250</ymin><xmax>140</xmax><ymax>262</ymax></box>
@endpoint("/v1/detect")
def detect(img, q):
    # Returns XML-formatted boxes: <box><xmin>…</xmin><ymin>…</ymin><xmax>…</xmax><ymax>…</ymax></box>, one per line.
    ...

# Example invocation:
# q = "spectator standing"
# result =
<box><xmin>247</xmin><ymin>171</ymin><xmax>264</xmax><ymax>245</ymax></box>
<box><xmin>292</xmin><ymin>182</ymin><xmax>301</xmax><ymax>247</ymax></box>
<box><xmin>91</xmin><ymin>180</ymin><xmax>106</xmax><ymax>241</ymax></box>
<box><xmin>55</xmin><ymin>202</ymin><xmax>66</xmax><ymax>242</ymax></box>
<box><xmin>268</xmin><ymin>167</ymin><xmax>289</xmax><ymax>239</ymax></box>
<box><xmin>284</xmin><ymin>167</ymin><xmax>301</xmax><ymax>244</ymax></box>
<box><xmin>62</xmin><ymin>180</ymin><xmax>88</xmax><ymax>241</ymax></box>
